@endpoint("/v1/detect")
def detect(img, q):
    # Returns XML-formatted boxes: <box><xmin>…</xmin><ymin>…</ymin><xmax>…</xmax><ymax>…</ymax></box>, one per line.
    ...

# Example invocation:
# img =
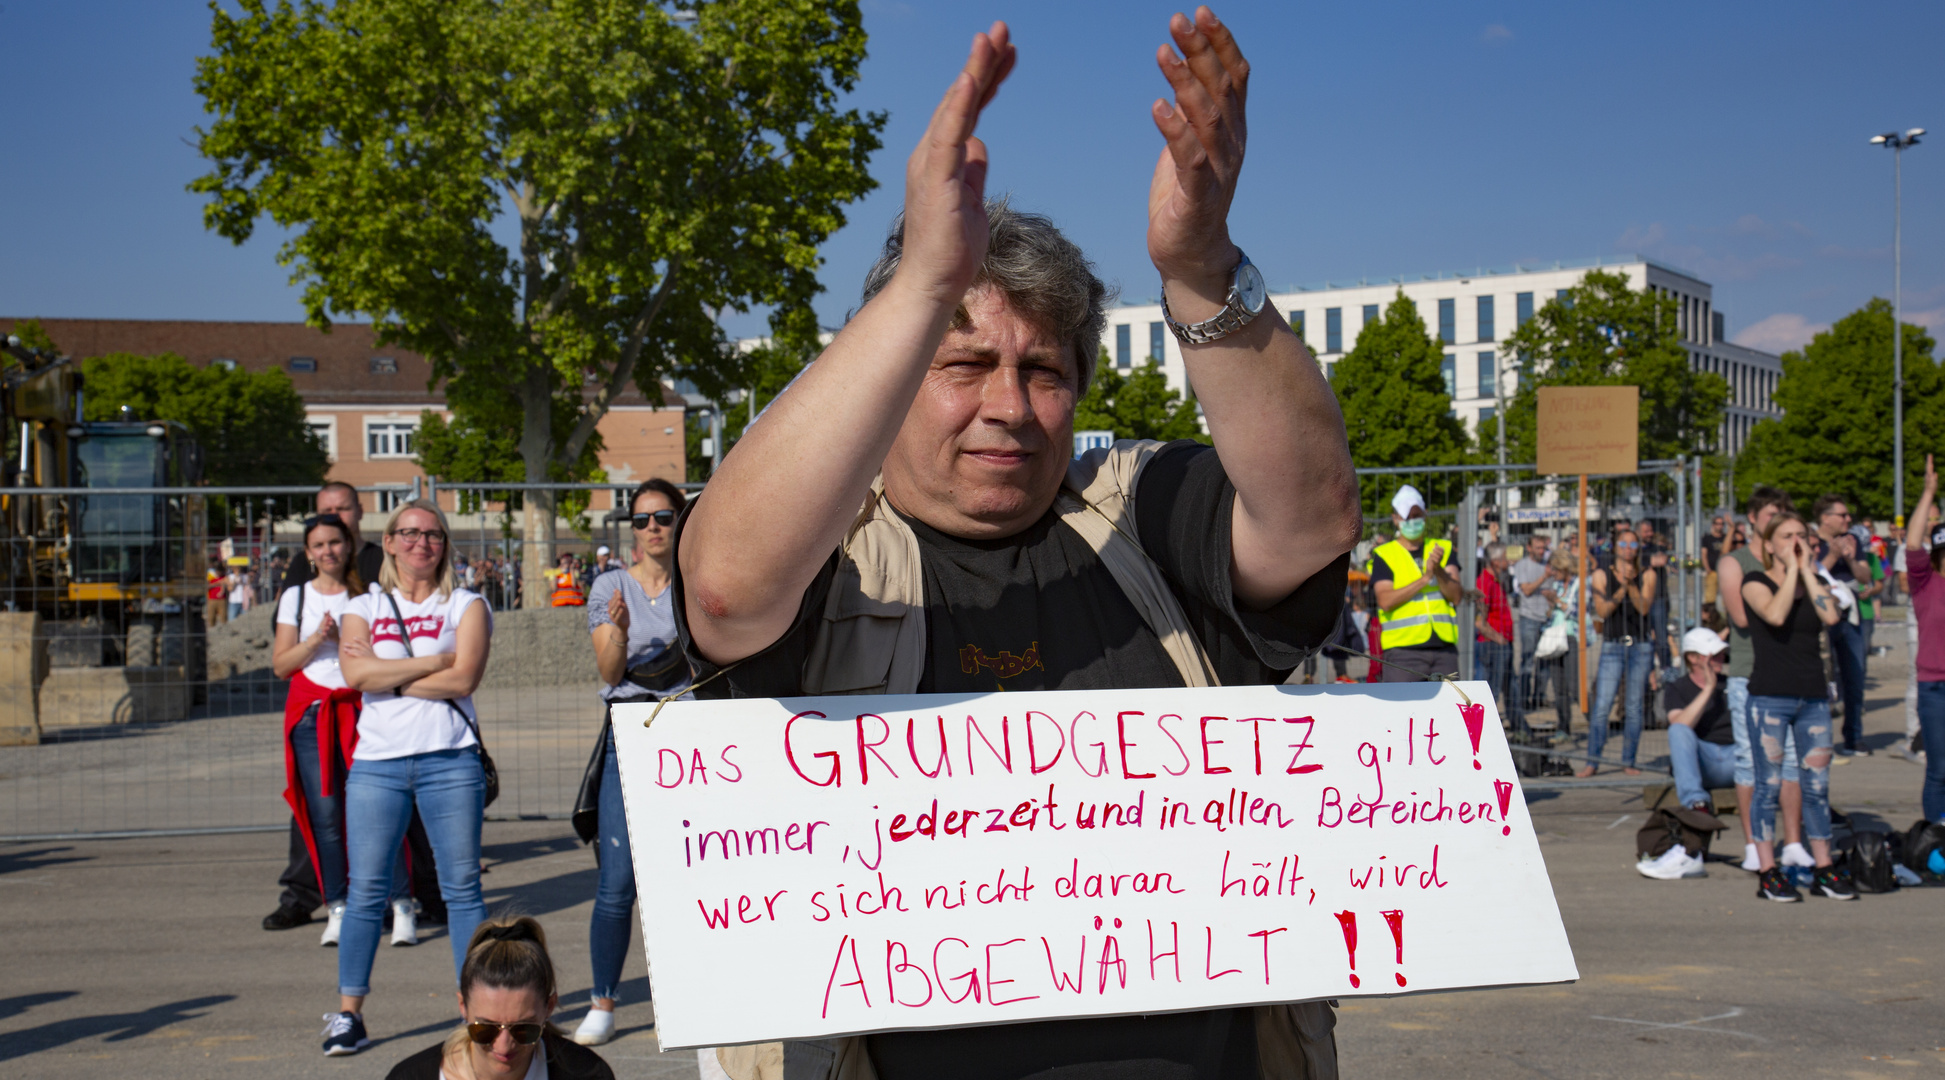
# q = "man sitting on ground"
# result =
<box><xmin>1639</xmin><ymin>627</ymin><xmax>1735</xmax><ymax>880</ymax></box>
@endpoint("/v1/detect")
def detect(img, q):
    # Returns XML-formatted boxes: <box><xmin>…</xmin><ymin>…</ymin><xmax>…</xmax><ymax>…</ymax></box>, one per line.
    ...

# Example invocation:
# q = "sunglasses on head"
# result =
<box><xmin>466</xmin><ymin>1020</ymin><xmax>544</xmax><ymax>1046</ymax></box>
<box><xmin>303</xmin><ymin>513</ymin><xmax>346</xmax><ymax>530</ymax></box>
<box><xmin>632</xmin><ymin>510</ymin><xmax>676</xmax><ymax>529</ymax></box>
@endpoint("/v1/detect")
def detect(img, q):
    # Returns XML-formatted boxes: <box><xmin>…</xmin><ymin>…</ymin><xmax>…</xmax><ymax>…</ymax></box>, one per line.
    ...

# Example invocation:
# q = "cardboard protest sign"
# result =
<box><xmin>1536</xmin><ymin>385</ymin><xmax>1639</xmax><ymax>476</ymax></box>
<box><xmin>614</xmin><ymin>682</ymin><xmax>1576</xmax><ymax>1050</ymax></box>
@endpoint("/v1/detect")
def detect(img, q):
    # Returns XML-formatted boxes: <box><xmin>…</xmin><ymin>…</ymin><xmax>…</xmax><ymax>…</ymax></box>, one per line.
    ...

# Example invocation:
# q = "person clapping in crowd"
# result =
<box><xmin>323</xmin><ymin>500</ymin><xmax>496</xmax><ymax>1056</ymax></box>
<box><xmin>385</xmin><ymin>916</ymin><xmax>615</xmax><ymax>1080</ymax></box>
<box><xmin>1580</xmin><ymin>529</ymin><xmax>1658</xmax><ymax>777</ymax></box>
<box><xmin>571</xmin><ymin>479</ymin><xmax>694</xmax><ymax>1047</ymax></box>
<box><xmin>1902</xmin><ymin>455</ymin><xmax>1945</xmax><ymax>823</ymax></box>
<box><xmin>1813</xmin><ymin>495</ymin><xmax>1872</xmax><ymax>756</ymax></box>
<box><xmin>272</xmin><ymin>513</ymin><xmax>413</xmax><ymax>948</ymax></box>
<box><xmin>1742</xmin><ymin>512</ymin><xmax>1854</xmax><ymax>902</ymax></box>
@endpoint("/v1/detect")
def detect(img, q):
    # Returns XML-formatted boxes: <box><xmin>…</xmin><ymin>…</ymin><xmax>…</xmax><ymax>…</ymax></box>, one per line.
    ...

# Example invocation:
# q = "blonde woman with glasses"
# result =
<box><xmin>320</xmin><ymin>499</ymin><xmax>496</xmax><ymax>1056</ymax></box>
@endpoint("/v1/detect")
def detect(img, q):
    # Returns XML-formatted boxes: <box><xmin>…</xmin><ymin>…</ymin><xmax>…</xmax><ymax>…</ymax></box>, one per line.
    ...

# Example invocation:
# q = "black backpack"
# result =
<box><xmin>1906</xmin><ymin>820</ymin><xmax>1945</xmax><ymax>883</ymax></box>
<box><xmin>1636</xmin><ymin>806</ymin><xmax>1725</xmax><ymax>861</ymax></box>
<box><xmin>1842</xmin><ymin>831</ymin><xmax>1899</xmax><ymax>894</ymax></box>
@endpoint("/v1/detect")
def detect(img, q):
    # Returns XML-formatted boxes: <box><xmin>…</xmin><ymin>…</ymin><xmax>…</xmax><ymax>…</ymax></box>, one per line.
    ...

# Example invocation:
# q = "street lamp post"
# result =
<box><xmin>1871</xmin><ymin>127</ymin><xmax>1924</xmax><ymax>528</ymax></box>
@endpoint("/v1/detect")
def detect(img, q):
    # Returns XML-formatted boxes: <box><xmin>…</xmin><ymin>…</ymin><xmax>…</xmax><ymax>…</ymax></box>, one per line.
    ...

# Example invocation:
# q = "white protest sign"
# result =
<box><xmin>614</xmin><ymin>682</ymin><xmax>1576</xmax><ymax>1050</ymax></box>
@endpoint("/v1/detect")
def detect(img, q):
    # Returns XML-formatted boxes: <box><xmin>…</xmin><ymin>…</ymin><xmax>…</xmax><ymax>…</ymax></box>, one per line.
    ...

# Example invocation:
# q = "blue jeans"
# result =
<box><xmin>1919</xmin><ymin>681</ymin><xmax>1945</xmax><ymax>822</ymax></box>
<box><xmin>1667</xmin><ymin>723</ymin><xmax>1737</xmax><ymax>809</ymax></box>
<box><xmin>289</xmin><ymin>708</ymin><xmax>405</xmax><ymax>906</ymax></box>
<box><xmin>1515</xmin><ymin>616</ymin><xmax>1547</xmax><ymax>714</ymax></box>
<box><xmin>1474</xmin><ymin>639</ymin><xmax>1524</xmax><ymax>735</ymax></box>
<box><xmin>1749</xmin><ymin>695</ymin><xmax>1834</xmax><ymax>844</ymax></box>
<box><xmin>339</xmin><ymin>749</ymin><xmax>487</xmax><ymax>996</ymax></box>
<box><xmin>228</xmin><ymin>602</ymin><xmax>244</xmax><ymax>620</ymax></box>
<box><xmin>1587</xmin><ymin>640</ymin><xmax>1654</xmax><ymax>767</ymax></box>
<box><xmin>590</xmin><ymin>729</ymin><xmax>647</xmax><ymax>1003</ymax></box>
<box><xmin>1828</xmin><ymin>620</ymin><xmax>1867</xmax><ymax>750</ymax></box>
<box><xmin>1725</xmin><ymin>676</ymin><xmax>1797</xmax><ymax>788</ymax></box>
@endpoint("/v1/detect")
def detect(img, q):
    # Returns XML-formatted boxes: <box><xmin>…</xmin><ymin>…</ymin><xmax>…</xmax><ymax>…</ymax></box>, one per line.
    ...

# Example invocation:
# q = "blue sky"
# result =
<box><xmin>1</xmin><ymin>1</ymin><xmax>1939</xmax><ymax>356</ymax></box>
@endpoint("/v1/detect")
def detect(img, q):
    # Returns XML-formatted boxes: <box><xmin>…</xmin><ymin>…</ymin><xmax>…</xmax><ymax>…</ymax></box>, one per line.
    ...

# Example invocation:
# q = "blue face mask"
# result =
<box><xmin>1399</xmin><ymin>518</ymin><xmax>1427</xmax><ymax>541</ymax></box>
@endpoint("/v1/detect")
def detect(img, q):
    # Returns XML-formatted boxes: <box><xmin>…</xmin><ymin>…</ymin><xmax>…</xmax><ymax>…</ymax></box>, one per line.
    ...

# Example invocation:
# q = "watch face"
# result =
<box><xmin>1236</xmin><ymin>261</ymin><xmax>1268</xmax><ymax>315</ymax></box>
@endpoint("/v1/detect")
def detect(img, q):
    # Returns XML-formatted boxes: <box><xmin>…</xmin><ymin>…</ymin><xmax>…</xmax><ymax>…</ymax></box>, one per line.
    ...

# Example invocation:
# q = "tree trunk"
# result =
<box><xmin>519</xmin><ymin>364</ymin><xmax>556</xmax><ymax>609</ymax></box>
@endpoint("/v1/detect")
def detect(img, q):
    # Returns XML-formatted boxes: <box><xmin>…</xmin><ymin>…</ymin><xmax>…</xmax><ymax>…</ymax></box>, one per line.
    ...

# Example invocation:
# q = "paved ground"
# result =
<box><xmin>3</xmin><ymin>609</ymin><xmax>1939</xmax><ymax>1078</ymax></box>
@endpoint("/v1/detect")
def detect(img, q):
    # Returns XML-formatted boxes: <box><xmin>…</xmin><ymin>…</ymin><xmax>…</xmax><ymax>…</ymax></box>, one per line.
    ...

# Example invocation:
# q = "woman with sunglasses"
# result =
<box><xmin>1577</xmin><ymin>528</ymin><xmax>1659</xmax><ymax>777</ymax></box>
<box><xmin>385</xmin><ymin>915</ymin><xmax>616</xmax><ymax>1080</ymax></box>
<box><xmin>322</xmin><ymin>499</ymin><xmax>495</xmax><ymax>1056</ymax></box>
<box><xmin>1741</xmin><ymin>510</ymin><xmax>1853</xmax><ymax>902</ymax></box>
<box><xmin>273</xmin><ymin>513</ymin><xmax>413</xmax><ymax>948</ymax></box>
<box><xmin>571</xmin><ymin>478</ymin><xmax>692</xmax><ymax>1046</ymax></box>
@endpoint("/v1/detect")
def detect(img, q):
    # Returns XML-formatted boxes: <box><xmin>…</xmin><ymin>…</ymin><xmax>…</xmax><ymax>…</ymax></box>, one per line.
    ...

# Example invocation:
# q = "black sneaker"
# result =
<box><xmin>320</xmin><ymin>1011</ymin><xmax>369</xmax><ymax>1056</ymax></box>
<box><xmin>1757</xmin><ymin>867</ymin><xmax>1802</xmax><ymax>902</ymax></box>
<box><xmin>262</xmin><ymin>902</ymin><xmax>314</xmax><ymax>931</ymax></box>
<box><xmin>1811</xmin><ymin>865</ymin><xmax>1858</xmax><ymax>900</ymax></box>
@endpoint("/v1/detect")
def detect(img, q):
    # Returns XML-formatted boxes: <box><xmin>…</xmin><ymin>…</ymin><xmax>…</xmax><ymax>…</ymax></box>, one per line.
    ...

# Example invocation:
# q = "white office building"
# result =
<box><xmin>1107</xmin><ymin>255</ymin><xmax>1783</xmax><ymax>456</ymax></box>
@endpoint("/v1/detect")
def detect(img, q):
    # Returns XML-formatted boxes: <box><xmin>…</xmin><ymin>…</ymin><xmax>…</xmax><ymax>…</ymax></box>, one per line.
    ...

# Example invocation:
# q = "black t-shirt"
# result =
<box><xmin>1744</xmin><ymin>571</ymin><xmax>1827</xmax><ymax>699</ymax></box>
<box><xmin>1701</xmin><ymin>534</ymin><xmax>1723</xmax><ymax>572</ymax></box>
<box><xmin>671</xmin><ymin>441</ymin><xmax>1346</xmax><ymax>1080</ymax></box>
<box><xmin>279</xmin><ymin>540</ymin><xmax>384</xmax><ymax>597</ymax></box>
<box><xmin>1663</xmin><ymin>673</ymin><xmax>1733</xmax><ymax>745</ymax></box>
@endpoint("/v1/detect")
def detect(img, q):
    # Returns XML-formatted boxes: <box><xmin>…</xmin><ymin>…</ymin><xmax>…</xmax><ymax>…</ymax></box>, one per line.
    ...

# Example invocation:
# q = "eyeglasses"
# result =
<box><xmin>465</xmin><ymin>1020</ymin><xmax>544</xmax><ymax>1046</ymax></box>
<box><xmin>1824</xmin><ymin>510</ymin><xmax>1851</xmax><ymax>518</ymax></box>
<box><xmin>631</xmin><ymin>510</ymin><xmax>676</xmax><ymax>530</ymax></box>
<box><xmin>1617</xmin><ymin>541</ymin><xmax>1639</xmax><ymax>549</ymax></box>
<box><xmin>391</xmin><ymin>528</ymin><xmax>447</xmax><ymax>547</ymax></box>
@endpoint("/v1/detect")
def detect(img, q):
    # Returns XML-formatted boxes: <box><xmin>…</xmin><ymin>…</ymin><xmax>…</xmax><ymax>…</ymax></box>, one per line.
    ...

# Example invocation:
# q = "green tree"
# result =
<box><xmin>683</xmin><ymin>304</ymin><xmax>820</xmax><ymax>481</ymax></box>
<box><xmin>1074</xmin><ymin>353</ymin><xmax>1207</xmax><ymax>444</ymax></box>
<box><xmin>1488</xmin><ymin>269</ymin><xmax>1728</xmax><ymax>469</ymax></box>
<box><xmin>1330</xmin><ymin>290</ymin><xmax>1470</xmax><ymax>480</ymax></box>
<box><xmin>80</xmin><ymin>352</ymin><xmax>328</xmax><ymax>485</ymax></box>
<box><xmin>1736</xmin><ymin>299</ymin><xmax>1943</xmax><ymax>518</ymax></box>
<box><xmin>191</xmin><ymin>0</ymin><xmax>885</xmax><ymax>584</ymax></box>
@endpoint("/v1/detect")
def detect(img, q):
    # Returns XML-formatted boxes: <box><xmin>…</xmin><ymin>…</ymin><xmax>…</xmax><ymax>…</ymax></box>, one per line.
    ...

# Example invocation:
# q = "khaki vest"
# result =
<box><xmin>718</xmin><ymin>440</ymin><xmax>1337</xmax><ymax>1080</ymax></box>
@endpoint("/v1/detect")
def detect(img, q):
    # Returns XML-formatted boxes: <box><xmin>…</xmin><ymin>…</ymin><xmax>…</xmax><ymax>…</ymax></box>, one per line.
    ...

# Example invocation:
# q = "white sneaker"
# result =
<box><xmin>320</xmin><ymin>901</ymin><xmax>345</xmax><ymax>947</ymax></box>
<box><xmin>572</xmin><ymin>1008</ymin><xmax>616</xmax><ymax>1046</ymax></box>
<box><xmin>1637</xmin><ymin>847</ymin><xmax>1697</xmax><ymax>880</ymax></box>
<box><xmin>1779</xmin><ymin>842</ymin><xmax>1815</xmax><ymax>868</ymax></box>
<box><xmin>390</xmin><ymin>898</ymin><xmax>418</xmax><ymax>947</ymax></box>
<box><xmin>1740</xmin><ymin>844</ymin><xmax>1761</xmax><ymax>872</ymax></box>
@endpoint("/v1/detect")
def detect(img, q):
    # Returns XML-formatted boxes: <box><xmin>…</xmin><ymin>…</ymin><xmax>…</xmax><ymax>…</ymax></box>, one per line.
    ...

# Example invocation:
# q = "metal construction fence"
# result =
<box><xmin>0</xmin><ymin>466</ymin><xmax>1727</xmax><ymax>842</ymax></box>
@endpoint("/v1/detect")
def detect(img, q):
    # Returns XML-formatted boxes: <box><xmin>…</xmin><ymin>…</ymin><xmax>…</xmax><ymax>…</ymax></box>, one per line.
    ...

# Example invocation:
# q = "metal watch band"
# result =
<box><xmin>1160</xmin><ymin>251</ymin><xmax>1263</xmax><ymax>345</ymax></box>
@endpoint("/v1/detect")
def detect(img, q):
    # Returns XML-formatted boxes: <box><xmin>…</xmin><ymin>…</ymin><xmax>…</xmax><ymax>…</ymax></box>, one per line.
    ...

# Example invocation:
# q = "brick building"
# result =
<box><xmin>0</xmin><ymin>317</ymin><xmax>687</xmax><ymax>511</ymax></box>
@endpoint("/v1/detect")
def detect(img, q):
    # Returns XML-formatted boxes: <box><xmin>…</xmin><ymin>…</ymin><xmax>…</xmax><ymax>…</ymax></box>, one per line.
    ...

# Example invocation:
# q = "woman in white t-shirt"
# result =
<box><xmin>320</xmin><ymin>499</ymin><xmax>494</xmax><ymax>1058</ymax></box>
<box><xmin>273</xmin><ymin>512</ymin><xmax>409</xmax><ymax>950</ymax></box>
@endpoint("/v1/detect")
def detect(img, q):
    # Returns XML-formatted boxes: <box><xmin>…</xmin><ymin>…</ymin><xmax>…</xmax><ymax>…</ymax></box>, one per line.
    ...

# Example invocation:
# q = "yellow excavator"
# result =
<box><xmin>2</xmin><ymin>334</ymin><xmax>207</xmax><ymax>726</ymax></box>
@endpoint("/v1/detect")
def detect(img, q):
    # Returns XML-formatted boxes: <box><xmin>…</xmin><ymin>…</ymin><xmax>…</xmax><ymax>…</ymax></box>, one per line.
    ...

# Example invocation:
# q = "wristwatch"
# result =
<box><xmin>1161</xmin><ymin>251</ymin><xmax>1269</xmax><ymax>345</ymax></box>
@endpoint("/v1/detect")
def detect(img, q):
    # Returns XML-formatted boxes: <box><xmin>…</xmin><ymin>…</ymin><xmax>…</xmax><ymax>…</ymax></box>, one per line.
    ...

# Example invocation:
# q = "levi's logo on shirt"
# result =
<box><xmin>371</xmin><ymin>614</ymin><xmax>446</xmax><ymax>645</ymax></box>
<box><xmin>959</xmin><ymin>641</ymin><xmax>1044</xmax><ymax>682</ymax></box>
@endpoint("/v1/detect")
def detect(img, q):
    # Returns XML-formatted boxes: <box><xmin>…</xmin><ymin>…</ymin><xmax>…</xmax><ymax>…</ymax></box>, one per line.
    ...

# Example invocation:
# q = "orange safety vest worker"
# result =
<box><xmin>549</xmin><ymin>569</ymin><xmax>585</xmax><ymax>607</ymax></box>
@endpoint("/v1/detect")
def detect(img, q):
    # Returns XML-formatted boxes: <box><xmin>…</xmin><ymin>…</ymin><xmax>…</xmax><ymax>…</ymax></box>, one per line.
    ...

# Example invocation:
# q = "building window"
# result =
<box><xmin>1556</xmin><ymin>288</ymin><xmax>1572</xmax><ymax>307</ymax></box>
<box><xmin>1477</xmin><ymin>296</ymin><xmax>1495</xmax><ymax>342</ymax></box>
<box><xmin>1324</xmin><ymin>361</ymin><xmax>1335</xmax><ymax>383</ymax></box>
<box><xmin>1362</xmin><ymin>303</ymin><xmax>1379</xmax><ymax>330</ymax></box>
<box><xmin>1289</xmin><ymin>310</ymin><xmax>1305</xmax><ymax>341</ymax></box>
<box><xmin>1479</xmin><ymin>406</ymin><xmax>1496</xmax><ymax>424</ymax></box>
<box><xmin>369</xmin><ymin>356</ymin><xmax>398</xmax><ymax>374</ymax></box>
<box><xmin>1438</xmin><ymin>299</ymin><xmax>1455</xmax><ymax>344</ymax></box>
<box><xmin>367</xmin><ymin>421</ymin><xmax>418</xmax><ymax>459</ymax></box>
<box><xmin>1325</xmin><ymin>308</ymin><xmax>1342</xmax><ymax>353</ymax></box>
<box><xmin>376</xmin><ymin>489</ymin><xmax>408</xmax><ymax>513</ymax></box>
<box><xmin>287</xmin><ymin>356</ymin><xmax>318</xmax><ymax>373</ymax></box>
<box><xmin>1149</xmin><ymin>322</ymin><xmax>1165</xmax><ymax>365</ymax></box>
<box><xmin>1516</xmin><ymin>292</ymin><xmax>1534</xmax><ymax>328</ymax></box>
<box><xmin>212</xmin><ymin>358</ymin><xmax>239</xmax><ymax>371</ymax></box>
<box><xmin>1477</xmin><ymin>352</ymin><xmax>1496</xmax><ymax>398</ymax></box>
<box><xmin>306</xmin><ymin>418</ymin><xmax>337</xmax><ymax>461</ymax></box>
<box><xmin>1441</xmin><ymin>353</ymin><xmax>1456</xmax><ymax>397</ymax></box>
<box><xmin>1116</xmin><ymin>324</ymin><xmax>1131</xmax><ymax>369</ymax></box>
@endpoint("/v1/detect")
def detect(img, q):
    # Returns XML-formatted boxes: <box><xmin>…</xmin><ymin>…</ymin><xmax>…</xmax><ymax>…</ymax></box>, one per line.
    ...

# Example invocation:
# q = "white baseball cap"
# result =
<box><xmin>1680</xmin><ymin>627</ymin><xmax>1727</xmax><ymax>658</ymax></box>
<box><xmin>1391</xmin><ymin>484</ymin><xmax>1427</xmax><ymax>518</ymax></box>
<box><xmin>596</xmin><ymin>545</ymin><xmax>611</xmax><ymax>556</ymax></box>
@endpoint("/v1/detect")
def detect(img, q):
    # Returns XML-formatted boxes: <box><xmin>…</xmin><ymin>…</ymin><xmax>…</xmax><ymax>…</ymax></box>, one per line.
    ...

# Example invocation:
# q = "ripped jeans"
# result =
<box><xmin>1748</xmin><ymin>695</ymin><xmax>1834</xmax><ymax>844</ymax></box>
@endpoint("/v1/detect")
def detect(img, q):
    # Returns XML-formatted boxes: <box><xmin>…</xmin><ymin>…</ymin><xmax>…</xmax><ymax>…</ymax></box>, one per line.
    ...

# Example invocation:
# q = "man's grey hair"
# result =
<box><xmin>1484</xmin><ymin>542</ymin><xmax>1506</xmax><ymax>561</ymax></box>
<box><xmin>860</xmin><ymin>196</ymin><xmax>1113</xmax><ymax>393</ymax></box>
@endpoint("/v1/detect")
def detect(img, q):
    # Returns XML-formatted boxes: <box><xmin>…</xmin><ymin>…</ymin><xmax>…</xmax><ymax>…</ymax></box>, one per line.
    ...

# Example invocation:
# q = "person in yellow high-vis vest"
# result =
<box><xmin>1370</xmin><ymin>484</ymin><xmax>1464</xmax><ymax>682</ymax></box>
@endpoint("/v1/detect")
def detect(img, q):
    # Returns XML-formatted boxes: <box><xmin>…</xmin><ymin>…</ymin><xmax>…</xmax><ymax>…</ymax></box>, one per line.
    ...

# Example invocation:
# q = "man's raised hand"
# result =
<box><xmin>1148</xmin><ymin>7</ymin><xmax>1248</xmax><ymax>301</ymax></box>
<box><xmin>895</xmin><ymin>22</ymin><xmax>1015</xmax><ymax>308</ymax></box>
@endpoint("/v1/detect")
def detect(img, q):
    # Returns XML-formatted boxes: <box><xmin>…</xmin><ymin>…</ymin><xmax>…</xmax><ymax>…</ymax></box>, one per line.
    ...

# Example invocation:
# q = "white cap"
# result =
<box><xmin>1680</xmin><ymin>627</ymin><xmax>1727</xmax><ymax>658</ymax></box>
<box><xmin>1391</xmin><ymin>485</ymin><xmax>1427</xmax><ymax>518</ymax></box>
<box><xmin>596</xmin><ymin>546</ymin><xmax>611</xmax><ymax>556</ymax></box>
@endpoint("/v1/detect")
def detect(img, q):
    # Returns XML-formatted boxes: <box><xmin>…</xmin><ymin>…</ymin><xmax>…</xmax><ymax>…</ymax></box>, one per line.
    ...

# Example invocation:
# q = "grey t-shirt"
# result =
<box><xmin>1723</xmin><ymin>547</ymin><xmax>1763</xmax><ymax>680</ymax></box>
<box><xmin>586</xmin><ymin>568</ymin><xmax>691</xmax><ymax>703</ymax></box>
<box><xmin>1511</xmin><ymin>556</ymin><xmax>1553</xmax><ymax>622</ymax></box>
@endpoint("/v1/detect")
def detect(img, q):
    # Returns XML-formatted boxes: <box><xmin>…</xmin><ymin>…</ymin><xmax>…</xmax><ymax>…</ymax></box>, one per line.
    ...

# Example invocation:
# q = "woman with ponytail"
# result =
<box><xmin>385</xmin><ymin>916</ymin><xmax>615</xmax><ymax>1080</ymax></box>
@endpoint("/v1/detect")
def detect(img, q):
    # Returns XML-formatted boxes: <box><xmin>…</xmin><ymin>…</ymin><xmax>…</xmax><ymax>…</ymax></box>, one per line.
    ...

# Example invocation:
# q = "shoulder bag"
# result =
<box><xmin>383</xmin><ymin>591</ymin><xmax>499</xmax><ymax>807</ymax></box>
